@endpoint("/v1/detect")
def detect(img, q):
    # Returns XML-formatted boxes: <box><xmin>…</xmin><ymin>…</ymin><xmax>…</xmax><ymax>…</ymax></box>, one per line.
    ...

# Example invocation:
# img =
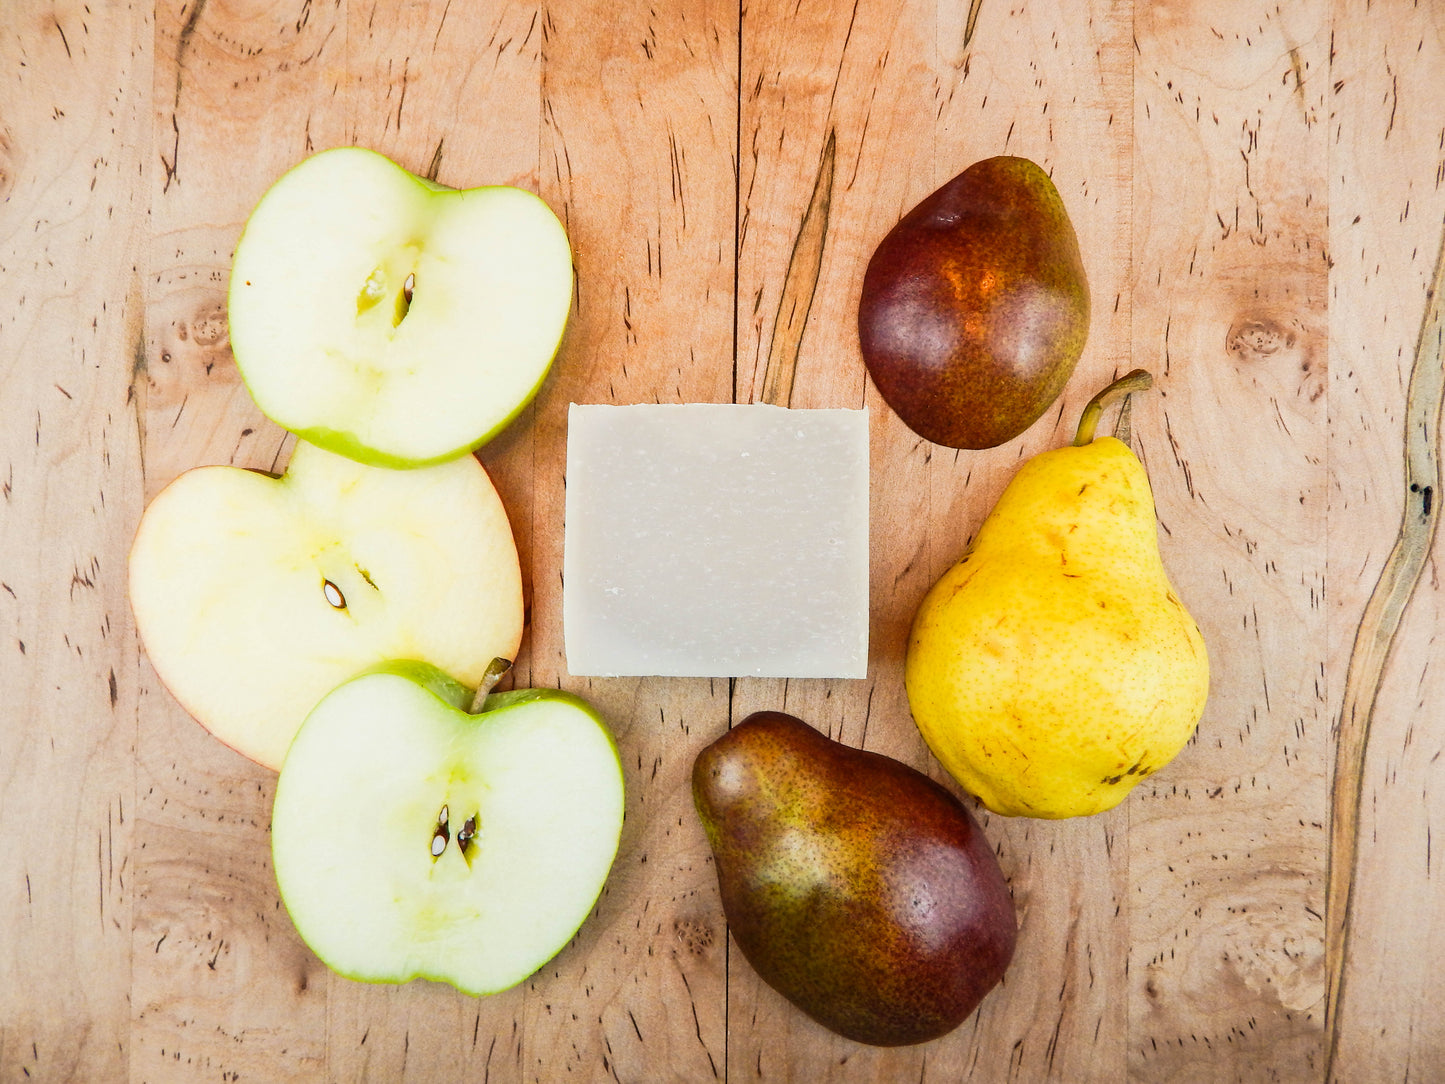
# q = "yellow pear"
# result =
<box><xmin>905</xmin><ymin>371</ymin><xmax>1208</xmax><ymax>818</ymax></box>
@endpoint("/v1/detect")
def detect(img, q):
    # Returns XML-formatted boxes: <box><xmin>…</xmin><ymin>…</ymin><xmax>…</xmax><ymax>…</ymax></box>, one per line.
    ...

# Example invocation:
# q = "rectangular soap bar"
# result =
<box><xmin>563</xmin><ymin>403</ymin><xmax>869</xmax><ymax>678</ymax></box>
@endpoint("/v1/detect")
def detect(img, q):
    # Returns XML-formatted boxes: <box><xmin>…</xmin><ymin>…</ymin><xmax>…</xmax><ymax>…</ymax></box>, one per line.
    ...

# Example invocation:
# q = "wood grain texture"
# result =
<box><xmin>1326</xmin><ymin>211</ymin><xmax>1444</xmax><ymax>1081</ymax></box>
<box><xmin>1326</xmin><ymin>2</ymin><xmax>1445</xmax><ymax>1078</ymax></box>
<box><xmin>912</xmin><ymin>3</ymin><xmax>1137</xmax><ymax>1081</ymax></box>
<box><xmin>328</xmin><ymin>5</ymin><xmax>546</xmax><ymax>1080</ymax></box>
<box><xmin>129</xmin><ymin>1</ymin><xmax>339</xmax><ymax>1077</ymax></box>
<box><xmin>732</xmin><ymin>6</ymin><xmax>937</xmax><ymax>1081</ymax></box>
<box><xmin>1130</xmin><ymin>3</ymin><xmax>1330</xmax><ymax>1079</ymax></box>
<box><xmin>1</xmin><ymin>1</ymin><xmax>1443</xmax><ymax>1081</ymax></box>
<box><xmin>531</xmin><ymin>4</ymin><xmax>737</xmax><ymax>1081</ymax></box>
<box><xmin>0</xmin><ymin>2</ymin><xmax>149</xmax><ymax>1079</ymax></box>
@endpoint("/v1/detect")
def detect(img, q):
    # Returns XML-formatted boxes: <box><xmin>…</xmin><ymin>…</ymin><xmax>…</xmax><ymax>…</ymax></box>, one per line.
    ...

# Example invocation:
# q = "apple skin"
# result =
<box><xmin>127</xmin><ymin>440</ymin><xmax>524</xmax><ymax>770</ymax></box>
<box><xmin>228</xmin><ymin>146</ymin><xmax>574</xmax><ymax>468</ymax></box>
<box><xmin>858</xmin><ymin>156</ymin><xmax>1090</xmax><ymax>450</ymax></box>
<box><xmin>270</xmin><ymin>662</ymin><xmax>626</xmax><ymax>997</ymax></box>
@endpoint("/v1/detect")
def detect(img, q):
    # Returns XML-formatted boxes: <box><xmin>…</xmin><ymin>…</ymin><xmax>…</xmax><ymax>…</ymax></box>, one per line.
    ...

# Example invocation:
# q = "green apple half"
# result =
<box><xmin>128</xmin><ymin>440</ymin><xmax>524</xmax><ymax>770</ymax></box>
<box><xmin>271</xmin><ymin>662</ymin><xmax>625</xmax><ymax>996</ymax></box>
<box><xmin>228</xmin><ymin>146</ymin><xmax>574</xmax><ymax>468</ymax></box>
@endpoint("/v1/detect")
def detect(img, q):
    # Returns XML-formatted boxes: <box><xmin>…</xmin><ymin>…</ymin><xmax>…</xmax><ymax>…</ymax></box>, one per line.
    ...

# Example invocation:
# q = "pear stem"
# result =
<box><xmin>1073</xmin><ymin>369</ymin><xmax>1154</xmax><ymax>446</ymax></box>
<box><xmin>467</xmin><ymin>657</ymin><xmax>513</xmax><ymax>715</ymax></box>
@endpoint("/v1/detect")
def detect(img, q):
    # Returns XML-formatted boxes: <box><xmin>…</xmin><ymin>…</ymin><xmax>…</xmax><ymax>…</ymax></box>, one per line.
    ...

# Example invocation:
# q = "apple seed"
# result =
<box><xmin>322</xmin><ymin>578</ymin><xmax>346</xmax><ymax>609</ymax></box>
<box><xmin>457</xmin><ymin>813</ymin><xmax>479</xmax><ymax>855</ymax></box>
<box><xmin>431</xmin><ymin>804</ymin><xmax>451</xmax><ymax>857</ymax></box>
<box><xmin>394</xmin><ymin>273</ymin><xmax>415</xmax><ymax>327</ymax></box>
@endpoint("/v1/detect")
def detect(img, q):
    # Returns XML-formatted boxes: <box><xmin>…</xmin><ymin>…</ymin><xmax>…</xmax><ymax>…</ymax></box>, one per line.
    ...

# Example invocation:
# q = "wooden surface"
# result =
<box><xmin>2</xmin><ymin>1</ymin><xmax>1443</xmax><ymax>1080</ymax></box>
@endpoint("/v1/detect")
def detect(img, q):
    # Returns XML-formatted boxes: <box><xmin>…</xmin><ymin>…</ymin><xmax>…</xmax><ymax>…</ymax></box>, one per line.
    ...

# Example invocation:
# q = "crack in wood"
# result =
<box><xmin>162</xmin><ymin>0</ymin><xmax>209</xmax><ymax>192</ymax></box>
<box><xmin>52</xmin><ymin>15</ymin><xmax>71</xmax><ymax>60</ymax></box>
<box><xmin>963</xmin><ymin>0</ymin><xmax>985</xmax><ymax>50</ymax></box>
<box><xmin>759</xmin><ymin>129</ymin><xmax>835</xmax><ymax>407</ymax></box>
<box><xmin>127</xmin><ymin>271</ymin><xmax>147</xmax><ymax>478</ymax></box>
<box><xmin>1325</xmin><ymin>219</ymin><xmax>1445</xmax><ymax>1078</ymax></box>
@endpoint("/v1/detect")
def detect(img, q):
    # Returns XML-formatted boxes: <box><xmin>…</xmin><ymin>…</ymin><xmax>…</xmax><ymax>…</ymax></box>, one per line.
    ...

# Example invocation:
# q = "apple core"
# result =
<box><xmin>270</xmin><ymin>668</ymin><xmax>625</xmax><ymax>997</ymax></box>
<box><xmin>229</xmin><ymin>147</ymin><xmax>574</xmax><ymax>467</ymax></box>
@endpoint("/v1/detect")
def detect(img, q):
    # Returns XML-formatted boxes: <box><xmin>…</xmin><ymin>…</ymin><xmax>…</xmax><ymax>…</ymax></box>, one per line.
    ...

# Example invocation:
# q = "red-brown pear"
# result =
<box><xmin>859</xmin><ymin>156</ymin><xmax>1090</xmax><ymax>449</ymax></box>
<box><xmin>693</xmin><ymin>711</ymin><xmax>1017</xmax><ymax>1046</ymax></box>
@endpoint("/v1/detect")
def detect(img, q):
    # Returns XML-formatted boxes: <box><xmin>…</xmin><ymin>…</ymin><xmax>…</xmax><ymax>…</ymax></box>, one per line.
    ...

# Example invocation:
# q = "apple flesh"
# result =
<box><xmin>128</xmin><ymin>440</ymin><xmax>524</xmax><ymax>770</ymax></box>
<box><xmin>228</xmin><ymin>147</ymin><xmax>574</xmax><ymax>468</ymax></box>
<box><xmin>270</xmin><ymin>663</ymin><xmax>625</xmax><ymax>996</ymax></box>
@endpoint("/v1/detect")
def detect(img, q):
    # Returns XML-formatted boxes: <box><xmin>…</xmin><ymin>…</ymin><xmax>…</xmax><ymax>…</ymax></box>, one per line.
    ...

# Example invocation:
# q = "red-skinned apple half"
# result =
<box><xmin>128</xmin><ymin>440</ymin><xmax>524</xmax><ymax>770</ymax></box>
<box><xmin>228</xmin><ymin>146</ymin><xmax>574</xmax><ymax>468</ymax></box>
<box><xmin>271</xmin><ymin>662</ymin><xmax>625</xmax><ymax>996</ymax></box>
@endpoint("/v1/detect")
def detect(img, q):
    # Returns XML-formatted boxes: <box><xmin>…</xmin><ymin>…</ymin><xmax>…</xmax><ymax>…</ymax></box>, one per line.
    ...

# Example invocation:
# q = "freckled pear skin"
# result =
<box><xmin>858</xmin><ymin>156</ymin><xmax>1090</xmax><ymax>449</ymax></box>
<box><xmin>692</xmin><ymin>711</ymin><xmax>1017</xmax><ymax>1047</ymax></box>
<box><xmin>905</xmin><ymin>377</ymin><xmax>1209</xmax><ymax>819</ymax></box>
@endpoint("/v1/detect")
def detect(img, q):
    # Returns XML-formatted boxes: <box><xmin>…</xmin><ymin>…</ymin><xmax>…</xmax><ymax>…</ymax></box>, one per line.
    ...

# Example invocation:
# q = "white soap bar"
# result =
<box><xmin>563</xmin><ymin>403</ymin><xmax>869</xmax><ymax>678</ymax></box>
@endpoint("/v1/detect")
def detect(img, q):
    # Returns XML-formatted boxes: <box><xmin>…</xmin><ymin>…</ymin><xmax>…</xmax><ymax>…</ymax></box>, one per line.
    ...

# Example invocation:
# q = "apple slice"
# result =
<box><xmin>270</xmin><ymin>662</ymin><xmax>625</xmax><ymax>996</ymax></box>
<box><xmin>228</xmin><ymin>147</ymin><xmax>574</xmax><ymax>468</ymax></box>
<box><xmin>128</xmin><ymin>440</ymin><xmax>524</xmax><ymax>770</ymax></box>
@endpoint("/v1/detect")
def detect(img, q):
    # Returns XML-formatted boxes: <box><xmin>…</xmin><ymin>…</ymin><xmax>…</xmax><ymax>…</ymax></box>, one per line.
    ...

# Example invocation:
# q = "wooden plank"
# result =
<box><xmin>731</xmin><ymin>0</ymin><xmax>1135</xmax><ymax>1079</ymax></box>
<box><xmin>530</xmin><ymin>2</ymin><xmax>738</xmax><ymax>1080</ymax></box>
<box><xmin>729</xmin><ymin>11</ymin><xmax>929</xmax><ymax>1080</ymax></box>
<box><xmin>0</xmin><ymin>2</ymin><xmax>150</xmax><ymax>1079</ymax></box>
<box><xmin>918</xmin><ymin>4</ymin><xmax>1138</xmax><ymax>1081</ymax></box>
<box><xmin>7</xmin><ymin>2</ymin><xmax>1445</xmax><ymax>1080</ymax></box>
<box><xmin>731</xmin><ymin>4</ymin><xmax>935</xmax><ymax>1078</ymax></box>
<box><xmin>1325</xmin><ymin>1</ymin><xmax>1445</xmax><ymax>1077</ymax></box>
<box><xmin>128</xmin><ymin>3</ymin><xmax>344</xmax><ymax>1080</ymax></box>
<box><xmin>1129</xmin><ymin>3</ymin><xmax>1329</xmax><ymax>1079</ymax></box>
<box><xmin>322</xmin><ymin>4</ymin><xmax>544</xmax><ymax>1078</ymax></box>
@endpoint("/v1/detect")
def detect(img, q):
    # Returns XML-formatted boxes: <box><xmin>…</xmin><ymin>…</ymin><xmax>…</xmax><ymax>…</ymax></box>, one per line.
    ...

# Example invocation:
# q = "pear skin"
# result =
<box><xmin>693</xmin><ymin>711</ymin><xmax>1017</xmax><ymax>1046</ymax></box>
<box><xmin>905</xmin><ymin>407</ymin><xmax>1209</xmax><ymax>819</ymax></box>
<box><xmin>858</xmin><ymin>156</ymin><xmax>1090</xmax><ymax>449</ymax></box>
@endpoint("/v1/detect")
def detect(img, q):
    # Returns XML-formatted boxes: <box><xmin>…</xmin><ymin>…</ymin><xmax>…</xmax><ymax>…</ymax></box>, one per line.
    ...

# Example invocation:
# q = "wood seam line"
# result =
<box><xmin>759</xmin><ymin>129</ymin><xmax>836</xmax><ymax>408</ymax></box>
<box><xmin>727</xmin><ymin>6</ymin><xmax>742</xmax><ymax>1076</ymax></box>
<box><xmin>1324</xmin><ymin>216</ymin><xmax>1445</xmax><ymax>1077</ymax></box>
<box><xmin>1124</xmin><ymin>0</ymin><xmax>1136</xmax><ymax>1074</ymax></box>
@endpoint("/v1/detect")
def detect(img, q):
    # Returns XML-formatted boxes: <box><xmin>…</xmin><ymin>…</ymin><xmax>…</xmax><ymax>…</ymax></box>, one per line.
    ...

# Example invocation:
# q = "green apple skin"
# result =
<box><xmin>359</xmin><ymin>658</ymin><xmax>473</xmax><ymax>709</ymax></box>
<box><xmin>270</xmin><ymin>663</ymin><xmax>625</xmax><ymax>997</ymax></box>
<box><xmin>127</xmin><ymin>440</ymin><xmax>525</xmax><ymax>770</ymax></box>
<box><xmin>228</xmin><ymin>146</ymin><xmax>574</xmax><ymax>468</ymax></box>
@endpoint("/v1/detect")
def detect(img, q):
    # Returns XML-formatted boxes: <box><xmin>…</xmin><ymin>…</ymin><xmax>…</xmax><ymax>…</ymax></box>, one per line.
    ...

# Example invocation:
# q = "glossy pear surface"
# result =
<box><xmin>858</xmin><ymin>156</ymin><xmax>1089</xmax><ymax>449</ymax></box>
<box><xmin>906</xmin><ymin>435</ymin><xmax>1209</xmax><ymax>818</ymax></box>
<box><xmin>693</xmin><ymin>711</ymin><xmax>1016</xmax><ymax>1046</ymax></box>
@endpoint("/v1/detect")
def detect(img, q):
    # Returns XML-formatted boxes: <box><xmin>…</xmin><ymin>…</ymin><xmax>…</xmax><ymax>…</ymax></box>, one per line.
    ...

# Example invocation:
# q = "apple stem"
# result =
<box><xmin>1073</xmin><ymin>369</ymin><xmax>1154</xmax><ymax>446</ymax></box>
<box><xmin>467</xmin><ymin>657</ymin><xmax>513</xmax><ymax>714</ymax></box>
